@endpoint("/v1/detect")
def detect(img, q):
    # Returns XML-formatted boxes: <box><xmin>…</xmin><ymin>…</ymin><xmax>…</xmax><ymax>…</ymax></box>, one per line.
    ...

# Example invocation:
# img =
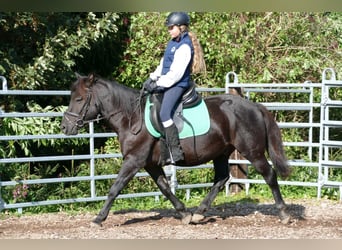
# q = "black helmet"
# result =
<box><xmin>165</xmin><ymin>12</ymin><xmax>190</xmax><ymax>27</ymax></box>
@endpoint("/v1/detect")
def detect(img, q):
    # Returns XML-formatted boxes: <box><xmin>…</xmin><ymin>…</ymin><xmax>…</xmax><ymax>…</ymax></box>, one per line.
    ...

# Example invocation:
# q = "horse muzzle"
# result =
<box><xmin>60</xmin><ymin>112</ymin><xmax>81</xmax><ymax>135</ymax></box>
<box><xmin>60</xmin><ymin>122</ymin><xmax>79</xmax><ymax>135</ymax></box>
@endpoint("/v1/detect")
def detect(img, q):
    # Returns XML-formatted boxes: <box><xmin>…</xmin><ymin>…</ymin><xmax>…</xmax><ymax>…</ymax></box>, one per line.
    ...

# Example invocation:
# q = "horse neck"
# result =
<box><xmin>95</xmin><ymin>80</ymin><xmax>142</xmax><ymax>131</ymax></box>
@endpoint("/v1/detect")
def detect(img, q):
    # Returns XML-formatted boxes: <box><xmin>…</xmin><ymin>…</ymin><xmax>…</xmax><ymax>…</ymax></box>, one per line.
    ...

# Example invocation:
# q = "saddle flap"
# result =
<box><xmin>145</xmin><ymin>93</ymin><xmax>210</xmax><ymax>139</ymax></box>
<box><xmin>149</xmin><ymin>94</ymin><xmax>164</xmax><ymax>135</ymax></box>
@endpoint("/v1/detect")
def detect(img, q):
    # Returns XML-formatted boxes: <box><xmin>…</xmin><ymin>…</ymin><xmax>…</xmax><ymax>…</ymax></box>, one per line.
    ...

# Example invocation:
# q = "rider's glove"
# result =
<box><xmin>143</xmin><ymin>78</ymin><xmax>158</xmax><ymax>93</ymax></box>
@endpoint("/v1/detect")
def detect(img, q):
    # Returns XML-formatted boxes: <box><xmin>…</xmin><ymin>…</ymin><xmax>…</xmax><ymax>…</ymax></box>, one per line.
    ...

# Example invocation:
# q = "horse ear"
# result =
<box><xmin>87</xmin><ymin>73</ymin><xmax>96</xmax><ymax>87</ymax></box>
<box><xmin>75</xmin><ymin>72</ymin><xmax>82</xmax><ymax>79</ymax></box>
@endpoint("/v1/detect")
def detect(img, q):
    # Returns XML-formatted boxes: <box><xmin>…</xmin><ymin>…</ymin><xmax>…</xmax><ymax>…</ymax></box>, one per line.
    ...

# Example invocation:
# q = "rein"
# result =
<box><xmin>64</xmin><ymin>88</ymin><xmax>104</xmax><ymax>128</ymax></box>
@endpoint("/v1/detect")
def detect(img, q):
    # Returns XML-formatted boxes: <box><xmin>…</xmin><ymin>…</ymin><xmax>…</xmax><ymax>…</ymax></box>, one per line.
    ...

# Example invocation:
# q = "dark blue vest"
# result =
<box><xmin>161</xmin><ymin>32</ymin><xmax>194</xmax><ymax>88</ymax></box>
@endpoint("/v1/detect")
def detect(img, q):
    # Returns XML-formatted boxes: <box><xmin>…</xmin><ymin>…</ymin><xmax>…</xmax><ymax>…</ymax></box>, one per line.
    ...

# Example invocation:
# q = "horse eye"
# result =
<box><xmin>75</xmin><ymin>96</ymin><xmax>83</xmax><ymax>102</ymax></box>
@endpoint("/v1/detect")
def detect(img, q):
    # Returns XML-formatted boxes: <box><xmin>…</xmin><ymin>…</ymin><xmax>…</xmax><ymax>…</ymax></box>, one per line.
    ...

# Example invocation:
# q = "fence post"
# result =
<box><xmin>0</xmin><ymin>76</ymin><xmax>7</xmax><ymax>91</ymax></box>
<box><xmin>318</xmin><ymin>68</ymin><xmax>342</xmax><ymax>200</ymax></box>
<box><xmin>164</xmin><ymin>165</ymin><xmax>177</xmax><ymax>194</ymax></box>
<box><xmin>225</xmin><ymin>72</ymin><xmax>248</xmax><ymax>194</ymax></box>
<box><xmin>0</xmin><ymin>176</ymin><xmax>4</xmax><ymax>212</ymax></box>
<box><xmin>305</xmin><ymin>80</ymin><xmax>314</xmax><ymax>161</ymax></box>
<box><xmin>89</xmin><ymin>122</ymin><xmax>96</xmax><ymax>198</ymax></box>
<box><xmin>225</xmin><ymin>72</ymin><xmax>238</xmax><ymax>93</ymax></box>
<box><xmin>0</xmin><ymin>76</ymin><xmax>7</xmax><ymax>210</ymax></box>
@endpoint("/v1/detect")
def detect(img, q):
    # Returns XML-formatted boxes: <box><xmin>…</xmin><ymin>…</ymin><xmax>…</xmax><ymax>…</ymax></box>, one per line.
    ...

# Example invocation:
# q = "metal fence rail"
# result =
<box><xmin>1</xmin><ymin>68</ymin><xmax>341</xmax><ymax>213</ymax></box>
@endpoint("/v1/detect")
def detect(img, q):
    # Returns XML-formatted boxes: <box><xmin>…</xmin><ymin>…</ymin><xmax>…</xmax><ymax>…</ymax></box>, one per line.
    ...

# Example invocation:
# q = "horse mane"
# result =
<box><xmin>94</xmin><ymin>76</ymin><xmax>142</xmax><ymax>117</ymax></box>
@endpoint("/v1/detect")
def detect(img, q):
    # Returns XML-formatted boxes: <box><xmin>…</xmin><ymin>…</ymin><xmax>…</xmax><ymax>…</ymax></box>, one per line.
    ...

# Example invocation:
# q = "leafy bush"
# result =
<box><xmin>0</xmin><ymin>102</ymin><xmax>87</xmax><ymax>159</ymax></box>
<box><xmin>116</xmin><ymin>12</ymin><xmax>342</xmax><ymax>88</ymax></box>
<box><xmin>0</xmin><ymin>12</ymin><xmax>121</xmax><ymax>90</ymax></box>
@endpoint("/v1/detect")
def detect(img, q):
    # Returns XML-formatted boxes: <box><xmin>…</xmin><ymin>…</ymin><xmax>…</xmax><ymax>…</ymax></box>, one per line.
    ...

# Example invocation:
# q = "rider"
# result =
<box><xmin>144</xmin><ymin>12</ymin><xmax>206</xmax><ymax>165</ymax></box>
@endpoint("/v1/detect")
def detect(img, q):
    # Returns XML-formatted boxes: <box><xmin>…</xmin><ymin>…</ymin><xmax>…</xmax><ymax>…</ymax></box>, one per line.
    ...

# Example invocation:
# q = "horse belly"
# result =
<box><xmin>180</xmin><ymin>129</ymin><xmax>230</xmax><ymax>166</ymax></box>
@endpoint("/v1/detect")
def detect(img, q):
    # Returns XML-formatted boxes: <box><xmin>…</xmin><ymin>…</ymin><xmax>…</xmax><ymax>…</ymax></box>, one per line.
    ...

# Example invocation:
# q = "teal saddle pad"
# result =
<box><xmin>144</xmin><ymin>97</ymin><xmax>210</xmax><ymax>139</ymax></box>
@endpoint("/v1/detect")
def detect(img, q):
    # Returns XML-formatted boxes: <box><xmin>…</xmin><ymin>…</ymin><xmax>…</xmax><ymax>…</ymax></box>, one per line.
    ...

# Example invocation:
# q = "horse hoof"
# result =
<box><xmin>279</xmin><ymin>210</ymin><xmax>291</xmax><ymax>224</ymax></box>
<box><xmin>92</xmin><ymin>218</ymin><xmax>103</xmax><ymax>227</ymax></box>
<box><xmin>180</xmin><ymin>212</ymin><xmax>193</xmax><ymax>224</ymax></box>
<box><xmin>280</xmin><ymin>215</ymin><xmax>291</xmax><ymax>224</ymax></box>
<box><xmin>191</xmin><ymin>213</ymin><xmax>205</xmax><ymax>224</ymax></box>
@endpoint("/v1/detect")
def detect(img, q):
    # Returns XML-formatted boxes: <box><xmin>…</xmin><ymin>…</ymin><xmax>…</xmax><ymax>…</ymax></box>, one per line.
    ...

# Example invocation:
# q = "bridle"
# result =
<box><xmin>63</xmin><ymin>79</ymin><xmax>144</xmax><ymax>135</ymax></box>
<box><xmin>63</xmin><ymin>88</ymin><xmax>103</xmax><ymax>129</ymax></box>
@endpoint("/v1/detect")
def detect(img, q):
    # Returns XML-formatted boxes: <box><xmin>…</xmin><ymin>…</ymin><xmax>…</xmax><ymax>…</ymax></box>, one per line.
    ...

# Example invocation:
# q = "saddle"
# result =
<box><xmin>149</xmin><ymin>82</ymin><xmax>202</xmax><ymax>135</ymax></box>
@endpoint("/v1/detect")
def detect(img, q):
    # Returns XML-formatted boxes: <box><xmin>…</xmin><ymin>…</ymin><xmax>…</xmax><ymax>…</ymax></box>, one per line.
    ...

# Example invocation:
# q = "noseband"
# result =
<box><xmin>64</xmin><ymin>88</ymin><xmax>103</xmax><ymax>128</ymax></box>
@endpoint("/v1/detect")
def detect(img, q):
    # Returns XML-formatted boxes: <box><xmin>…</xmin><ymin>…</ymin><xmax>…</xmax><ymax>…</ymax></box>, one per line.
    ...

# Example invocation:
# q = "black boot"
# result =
<box><xmin>159</xmin><ymin>137</ymin><xmax>171</xmax><ymax>166</ymax></box>
<box><xmin>164</xmin><ymin>124</ymin><xmax>184</xmax><ymax>164</ymax></box>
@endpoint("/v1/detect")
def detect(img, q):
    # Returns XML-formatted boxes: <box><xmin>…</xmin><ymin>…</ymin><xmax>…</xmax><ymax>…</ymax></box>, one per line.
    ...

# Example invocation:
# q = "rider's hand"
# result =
<box><xmin>143</xmin><ymin>78</ymin><xmax>158</xmax><ymax>93</ymax></box>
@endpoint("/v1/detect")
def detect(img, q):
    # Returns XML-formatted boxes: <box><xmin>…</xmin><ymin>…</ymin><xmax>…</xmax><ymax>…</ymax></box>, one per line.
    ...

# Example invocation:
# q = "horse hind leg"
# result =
<box><xmin>250</xmin><ymin>156</ymin><xmax>290</xmax><ymax>224</ymax></box>
<box><xmin>192</xmin><ymin>154</ymin><xmax>231</xmax><ymax>223</ymax></box>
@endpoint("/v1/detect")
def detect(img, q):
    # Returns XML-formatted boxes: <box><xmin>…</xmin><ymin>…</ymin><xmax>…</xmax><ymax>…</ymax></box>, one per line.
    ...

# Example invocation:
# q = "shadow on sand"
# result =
<box><xmin>111</xmin><ymin>197</ymin><xmax>306</xmax><ymax>226</ymax></box>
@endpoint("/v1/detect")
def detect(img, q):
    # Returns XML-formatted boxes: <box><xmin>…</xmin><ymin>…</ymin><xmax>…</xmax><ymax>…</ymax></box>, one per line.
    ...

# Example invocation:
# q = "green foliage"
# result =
<box><xmin>0</xmin><ymin>12</ymin><xmax>120</xmax><ymax>90</ymax></box>
<box><xmin>0</xmin><ymin>102</ymin><xmax>87</xmax><ymax>159</ymax></box>
<box><xmin>117</xmin><ymin>12</ymin><xmax>342</xmax><ymax>88</ymax></box>
<box><xmin>1</xmin><ymin>162</ymin><xmax>60</xmax><ymax>205</ymax></box>
<box><xmin>114</xmin><ymin>12</ymin><xmax>168</xmax><ymax>88</ymax></box>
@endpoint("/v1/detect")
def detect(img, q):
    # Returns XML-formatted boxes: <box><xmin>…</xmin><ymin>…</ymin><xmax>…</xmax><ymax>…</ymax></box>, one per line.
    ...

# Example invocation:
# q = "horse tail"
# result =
<box><xmin>257</xmin><ymin>104</ymin><xmax>291</xmax><ymax>179</ymax></box>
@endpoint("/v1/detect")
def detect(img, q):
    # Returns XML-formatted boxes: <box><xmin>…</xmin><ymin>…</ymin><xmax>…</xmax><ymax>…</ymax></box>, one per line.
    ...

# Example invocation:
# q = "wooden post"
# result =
<box><xmin>229</xmin><ymin>150</ymin><xmax>248</xmax><ymax>193</ymax></box>
<box><xmin>226</xmin><ymin>72</ymin><xmax>248</xmax><ymax>193</ymax></box>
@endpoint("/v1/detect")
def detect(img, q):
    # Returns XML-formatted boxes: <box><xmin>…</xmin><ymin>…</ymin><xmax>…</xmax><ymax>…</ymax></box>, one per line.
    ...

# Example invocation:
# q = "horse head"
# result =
<box><xmin>61</xmin><ymin>73</ymin><xmax>100</xmax><ymax>135</ymax></box>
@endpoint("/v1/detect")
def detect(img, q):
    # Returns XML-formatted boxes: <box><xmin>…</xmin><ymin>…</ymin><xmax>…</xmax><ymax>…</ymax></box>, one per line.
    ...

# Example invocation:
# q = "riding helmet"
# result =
<box><xmin>165</xmin><ymin>12</ymin><xmax>190</xmax><ymax>27</ymax></box>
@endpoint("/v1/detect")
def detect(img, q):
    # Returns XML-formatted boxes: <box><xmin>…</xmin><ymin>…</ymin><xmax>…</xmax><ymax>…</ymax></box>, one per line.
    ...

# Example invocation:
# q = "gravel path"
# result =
<box><xmin>1</xmin><ymin>199</ymin><xmax>342</xmax><ymax>239</ymax></box>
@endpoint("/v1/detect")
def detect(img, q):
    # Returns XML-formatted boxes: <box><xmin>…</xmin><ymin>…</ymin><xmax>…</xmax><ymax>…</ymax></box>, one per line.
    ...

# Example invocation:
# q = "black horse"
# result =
<box><xmin>61</xmin><ymin>73</ymin><xmax>292</xmax><ymax>226</ymax></box>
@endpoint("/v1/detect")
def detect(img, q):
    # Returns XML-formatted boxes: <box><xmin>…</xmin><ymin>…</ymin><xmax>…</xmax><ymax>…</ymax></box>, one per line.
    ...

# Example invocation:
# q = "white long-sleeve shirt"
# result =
<box><xmin>150</xmin><ymin>44</ymin><xmax>192</xmax><ymax>88</ymax></box>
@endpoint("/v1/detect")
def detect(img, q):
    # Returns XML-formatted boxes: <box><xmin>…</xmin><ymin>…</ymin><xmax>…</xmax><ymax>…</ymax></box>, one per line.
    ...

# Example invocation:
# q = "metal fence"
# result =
<box><xmin>1</xmin><ymin>68</ymin><xmax>342</xmax><ymax>213</ymax></box>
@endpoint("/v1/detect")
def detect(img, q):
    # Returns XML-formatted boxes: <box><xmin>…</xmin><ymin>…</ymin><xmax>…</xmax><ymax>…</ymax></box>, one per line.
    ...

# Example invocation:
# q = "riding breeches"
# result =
<box><xmin>159</xmin><ymin>86</ymin><xmax>186</xmax><ymax>127</ymax></box>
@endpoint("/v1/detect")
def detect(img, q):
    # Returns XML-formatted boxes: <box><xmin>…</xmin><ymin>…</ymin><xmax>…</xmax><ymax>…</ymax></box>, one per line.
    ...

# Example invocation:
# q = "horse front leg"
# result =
<box><xmin>93</xmin><ymin>159</ymin><xmax>141</xmax><ymax>226</ymax></box>
<box><xmin>192</xmin><ymin>154</ymin><xmax>230</xmax><ymax>223</ymax></box>
<box><xmin>145</xmin><ymin>166</ymin><xmax>192</xmax><ymax>224</ymax></box>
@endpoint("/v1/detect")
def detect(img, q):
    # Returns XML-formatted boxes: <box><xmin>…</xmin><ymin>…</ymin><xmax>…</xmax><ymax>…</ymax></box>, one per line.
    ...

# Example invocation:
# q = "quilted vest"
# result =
<box><xmin>161</xmin><ymin>32</ymin><xmax>194</xmax><ymax>88</ymax></box>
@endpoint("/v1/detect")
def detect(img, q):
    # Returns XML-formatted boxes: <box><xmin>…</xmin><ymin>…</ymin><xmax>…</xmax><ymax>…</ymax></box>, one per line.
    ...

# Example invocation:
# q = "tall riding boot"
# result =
<box><xmin>158</xmin><ymin>137</ymin><xmax>171</xmax><ymax>166</ymax></box>
<box><xmin>164</xmin><ymin>124</ymin><xmax>184</xmax><ymax>164</ymax></box>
